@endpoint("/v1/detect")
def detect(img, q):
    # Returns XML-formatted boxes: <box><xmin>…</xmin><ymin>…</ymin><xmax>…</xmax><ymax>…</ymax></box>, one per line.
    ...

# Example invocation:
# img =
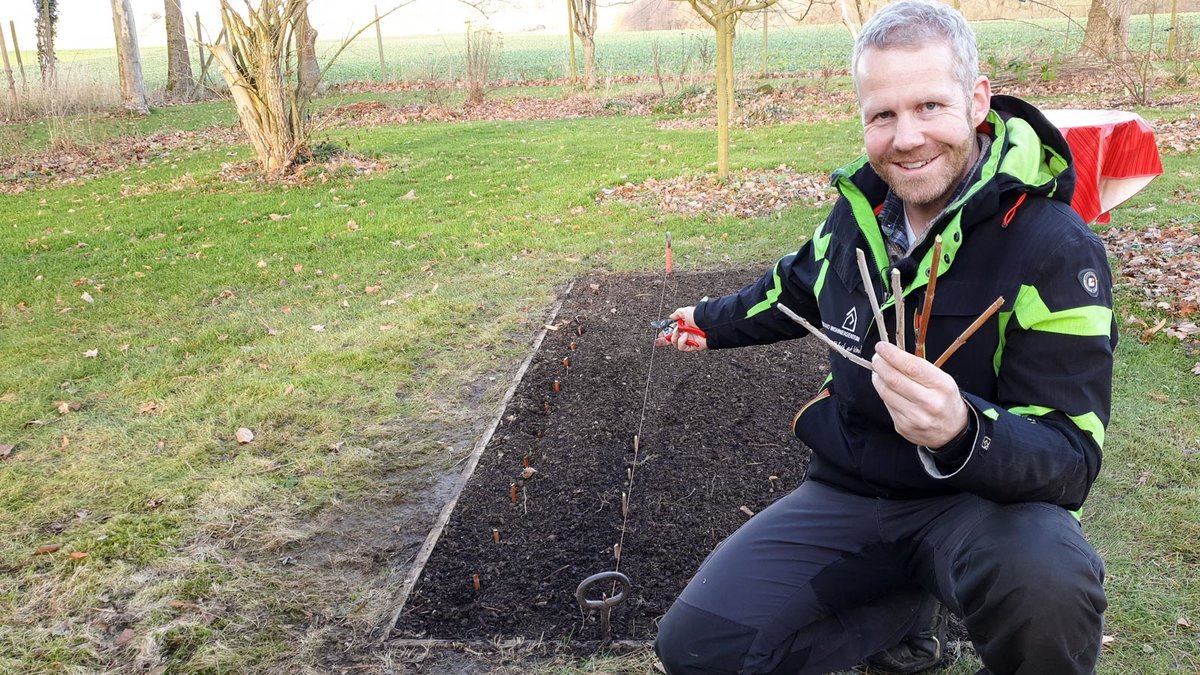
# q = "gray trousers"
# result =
<box><xmin>655</xmin><ymin>480</ymin><xmax>1106</xmax><ymax>675</ymax></box>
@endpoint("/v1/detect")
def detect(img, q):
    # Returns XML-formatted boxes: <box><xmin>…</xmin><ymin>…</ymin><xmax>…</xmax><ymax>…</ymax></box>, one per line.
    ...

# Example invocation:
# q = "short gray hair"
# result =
<box><xmin>851</xmin><ymin>0</ymin><xmax>979</xmax><ymax>99</ymax></box>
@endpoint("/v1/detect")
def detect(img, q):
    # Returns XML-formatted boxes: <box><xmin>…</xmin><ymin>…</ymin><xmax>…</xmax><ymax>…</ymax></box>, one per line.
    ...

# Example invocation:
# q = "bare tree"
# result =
<box><xmin>674</xmin><ymin>0</ymin><xmax>777</xmax><ymax>179</ymax></box>
<box><xmin>34</xmin><ymin>0</ymin><xmax>57</xmax><ymax>86</ymax></box>
<box><xmin>1081</xmin><ymin>0</ymin><xmax>1132</xmax><ymax>58</ymax></box>
<box><xmin>205</xmin><ymin>0</ymin><xmax>411</xmax><ymax>173</ymax></box>
<box><xmin>568</xmin><ymin>0</ymin><xmax>598</xmax><ymax>89</ymax></box>
<box><xmin>111</xmin><ymin>0</ymin><xmax>149</xmax><ymax>114</ymax></box>
<box><xmin>164</xmin><ymin>0</ymin><xmax>195</xmax><ymax>98</ymax></box>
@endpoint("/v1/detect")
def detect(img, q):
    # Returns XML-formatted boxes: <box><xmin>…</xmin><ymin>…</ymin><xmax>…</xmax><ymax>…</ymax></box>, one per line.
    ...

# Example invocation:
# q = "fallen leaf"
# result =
<box><xmin>1140</xmin><ymin>318</ymin><xmax>1168</xmax><ymax>344</ymax></box>
<box><xmin>138</xmin><ymin>401</ymin><xmax>159</xmax><ymax>414</ymax></box>
<box><xmin>521</xmin><ymin>467</ymin><xmax>538</xmax><ymax>480</ymax></box>
<box><xmin>346</xmin><ymin>219</ymin><xmax>359</xmax><ymax>231</ymax></box>
<box><xmin>169</xmin><ymin>600</ymin><xmax>200</xmax><ymax>610</ymax></box>
<box><xmin>268</xmin><ymin>213</ymin><xmax>289</xmax><ymax>221</ymax></box>
<box><xmin>235</xmin><ymin>428</ymin><xmax>254</xmax><ymax>444</ymax></box>
<box><xmin>68</xmin><ymin>551</ymin><xmax>89</xmax><ymax>560</ymax></box>
<box><xmin>739</xmin><ymin>505</ymin><xmax>756</xmax><ymax>517</ymax></box>
<box><xmin>83</xmin><ymin>349</ymin><xmax>98</xmax><ymax>358</ymax></box>
<box><xmin>0</xmin><ymin>444</ymin><xmax>13</xmax><ymax>459</ymax></box>
<box><xmin>56</xmin><ymin>401</ymin><xmax>81</xmax><ymax>415</ymax></box>
<box><xmin>293</xmin><ymin>264</ymin><xmax>303</xmax><ymax>273</ymax></box>
<box><xmin>114</xmin><ymin>628</ymin><xmax>136</xmax><ymax>646</ymax></box>
<box><xmin>1101</xmin><ymin>635</ymin><xmax>1116</xmax><ymax>647</ymax></box>
<box><xmin>401</xmin><ymin>189</ymin><xmax>417</xmax><ymax>200</ymax></box>
<box><xmin>310</xmin><ymin>324</ymin><xmax>325</xmax><ymax>332</ymax></box>
<box><xmin>34</xmin><ymin>544</ymin><xmax>62</xmax><ymax>555</ymax></box>
<box><xmin>364</xmin><ymin>285</ymin><xmax>382</xmax><ymax>294</ymax></box>
<box><xmin>61</xmin><ymin>436</ymin><xmax>70</xmax><ymax>448</ymax></box>
<box><xmin>1193</xmin><ymin>362</ymin><xmax>1200</xmax><ymax>376</ymax></box>
<box><xmin>283</xmin><ymin>385</ymin><xmax>295</xmax><ymax>396</ymax></box>
<box><xmin>81</xmin><ymin>291</ymin><xmax>94</xmax><ymax>304</ymax></box>
<box><xmin>256</xmin><ymin>259</ymin><xmax>268</xmax><ymax>268</ymax></box>
<box><xmin>1137</xmin><ymin>470</ymin><xmax>1151</xmax><ymax>486</ymax></box>
<box><xmin>1178</xmin><ymin>616</ymin><xmax>1192</xmax><ymax>628</ymax></box>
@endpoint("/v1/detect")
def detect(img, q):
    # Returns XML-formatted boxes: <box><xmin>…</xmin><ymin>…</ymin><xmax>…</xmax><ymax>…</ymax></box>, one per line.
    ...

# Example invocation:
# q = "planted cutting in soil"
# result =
<box><xmin>393</xmin><ymin>268</ymin><xmax>830</xmax><ymax>643</ymax></box>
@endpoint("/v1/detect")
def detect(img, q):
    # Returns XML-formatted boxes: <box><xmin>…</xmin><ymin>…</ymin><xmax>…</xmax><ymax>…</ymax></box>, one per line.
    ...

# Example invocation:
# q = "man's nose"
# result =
<box><xmin>892</xmin><ymin>114</ymin><xmax>924</xmax><ymax>152</ymax></box>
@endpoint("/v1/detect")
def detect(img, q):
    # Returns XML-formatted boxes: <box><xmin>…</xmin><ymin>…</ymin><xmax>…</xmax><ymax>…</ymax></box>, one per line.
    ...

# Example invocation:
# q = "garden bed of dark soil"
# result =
<box><xmin>392</xmin><ymin>268</ymin><xmax>829</xmax><ymax>643</ymax></box>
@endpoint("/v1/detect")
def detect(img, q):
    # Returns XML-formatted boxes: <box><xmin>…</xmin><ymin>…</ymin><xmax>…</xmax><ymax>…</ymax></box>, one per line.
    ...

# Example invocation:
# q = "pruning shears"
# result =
<box><xmin>651</xmin><ymin>317</ymin><xmax>707</xmax><ymax>347</ymax></box>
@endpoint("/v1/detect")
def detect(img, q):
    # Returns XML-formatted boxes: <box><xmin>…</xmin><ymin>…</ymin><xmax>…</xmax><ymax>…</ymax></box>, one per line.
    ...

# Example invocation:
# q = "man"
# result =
<box><xmin>652</xmin><ymin>2</ymin><xmax>1115</xmax><ymax>674</ymax></box>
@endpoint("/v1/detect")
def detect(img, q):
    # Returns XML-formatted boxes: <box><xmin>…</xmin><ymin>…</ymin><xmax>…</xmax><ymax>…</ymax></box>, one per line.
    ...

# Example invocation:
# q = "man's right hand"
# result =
<box><xmin>654</xmin><ymin>306</ymin><xmax>708</xmax><ymax>352</ymax></box>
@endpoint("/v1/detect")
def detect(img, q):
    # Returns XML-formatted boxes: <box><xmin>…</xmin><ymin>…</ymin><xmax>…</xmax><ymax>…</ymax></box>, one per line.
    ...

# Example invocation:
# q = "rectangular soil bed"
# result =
<box><xmin>393</xmin><ymin>269</ymin><xmax>830</xmax><ymax>643</ymax></box>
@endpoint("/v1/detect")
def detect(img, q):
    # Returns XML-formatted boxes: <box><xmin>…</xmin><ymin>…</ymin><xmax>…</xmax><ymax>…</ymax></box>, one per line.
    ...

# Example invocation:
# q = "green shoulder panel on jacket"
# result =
<box><xmin>1012</xmin><ymin>284</ymin><xmax>1112</xmax><ymax>337</ymax></box>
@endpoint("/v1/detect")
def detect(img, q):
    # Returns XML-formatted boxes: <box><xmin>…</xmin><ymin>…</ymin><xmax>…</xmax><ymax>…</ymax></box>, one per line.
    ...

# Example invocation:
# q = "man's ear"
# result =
<box><xmin>971</xmin><ymin>76</ymin><xmax>992</xmax><ymax>127</ymax></box>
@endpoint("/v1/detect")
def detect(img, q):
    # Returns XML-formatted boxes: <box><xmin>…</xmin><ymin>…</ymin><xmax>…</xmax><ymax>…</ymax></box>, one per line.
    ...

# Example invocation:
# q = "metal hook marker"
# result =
<box><xmin>575</xmin><ymin>571</ymin><xmax>632</xmax><ymax>643</ymax></box>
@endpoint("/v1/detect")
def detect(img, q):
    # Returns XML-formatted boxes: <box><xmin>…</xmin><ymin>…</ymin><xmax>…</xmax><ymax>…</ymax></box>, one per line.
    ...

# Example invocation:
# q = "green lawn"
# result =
<box><xmin>1</xmin><ymin>79</ymin><xmax>1198</xmax><ymax>672</ymax></box>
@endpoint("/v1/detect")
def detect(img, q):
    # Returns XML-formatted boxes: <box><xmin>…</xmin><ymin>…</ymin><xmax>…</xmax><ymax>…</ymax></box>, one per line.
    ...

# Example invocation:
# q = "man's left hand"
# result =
<box><xmin>871</xmin><ymin>342</ymin><xmax>968</xmax><ymax>448</ymax></box>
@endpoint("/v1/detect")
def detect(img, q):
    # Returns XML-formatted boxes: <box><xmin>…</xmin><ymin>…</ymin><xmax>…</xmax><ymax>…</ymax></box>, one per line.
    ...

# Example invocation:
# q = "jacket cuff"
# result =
<box><xmin>917</xmin><ymin>398</ymin><xmax>980</xmax><ymax>479</ymax></box>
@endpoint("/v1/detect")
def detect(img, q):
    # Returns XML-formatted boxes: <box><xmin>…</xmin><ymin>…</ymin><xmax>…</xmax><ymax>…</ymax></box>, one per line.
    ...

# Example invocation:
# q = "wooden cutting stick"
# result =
<box><xmin>933</xmin><ymin>296</ymin><xmax>1005</xmax><ymax>367</ymax></box>
<box><xmin>915</xmin><ymin>235</ymin><xmax>944</xmax><ymax>359</ymax></box>
<box><xmin>855</xmin><ymin>248</ymin><xmax>890</xmax><ymax>345</ymax></box>
<box><xmin>891</xmin><ymin>267</ymin><xmax>905</xmax><ymax>352</ymax></box>
<box><xmin>776</xmin><ymin>302</ymin><xmax>874</xmax><ymax>371</ymax></box>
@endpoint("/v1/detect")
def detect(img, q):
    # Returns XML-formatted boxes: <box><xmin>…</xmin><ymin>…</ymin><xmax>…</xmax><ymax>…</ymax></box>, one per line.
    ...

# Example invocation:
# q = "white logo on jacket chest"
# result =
<box><xmin>821</xmin><ymin>305</ymin><xmax>865</xmax><ymax>353</ymax></box>
<box><xmin>842</xmin><ymin>307</ymin><xmax>858</xmax><ymax>332</ymax></box>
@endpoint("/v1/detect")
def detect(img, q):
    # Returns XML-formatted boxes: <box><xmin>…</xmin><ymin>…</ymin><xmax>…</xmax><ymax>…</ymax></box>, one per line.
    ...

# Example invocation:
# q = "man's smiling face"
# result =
<box><xmin>856</xmin><ymin>41</ymin><xmax>991</xmax><ymax>229</ymax></box>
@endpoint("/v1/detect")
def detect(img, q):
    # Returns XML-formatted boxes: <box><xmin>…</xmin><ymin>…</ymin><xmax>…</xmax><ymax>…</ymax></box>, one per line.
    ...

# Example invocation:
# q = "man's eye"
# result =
<box><xmin>873</xmin><ymin>111</ymin><xmax>893</xmax><ymax>121</ymax></box>
<box><xmin>922</xmin><ymin>102</ymin><xmax>940</xmax><ymax>111</ymax></box>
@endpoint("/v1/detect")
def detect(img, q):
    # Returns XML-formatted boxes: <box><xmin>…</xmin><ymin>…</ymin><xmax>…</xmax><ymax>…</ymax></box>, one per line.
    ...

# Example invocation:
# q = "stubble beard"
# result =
<box><xmin>872</xmin><ymin>136</ymin><xmax>975</xmax><ymax>212</ymax></box>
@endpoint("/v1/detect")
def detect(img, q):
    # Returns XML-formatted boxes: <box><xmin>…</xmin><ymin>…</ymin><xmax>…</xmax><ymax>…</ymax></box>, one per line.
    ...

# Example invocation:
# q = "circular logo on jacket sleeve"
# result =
<box><xmin>1078</xmin><ymin>269</ymin><xmax>1100</xmax><ymax>297</ymax></box>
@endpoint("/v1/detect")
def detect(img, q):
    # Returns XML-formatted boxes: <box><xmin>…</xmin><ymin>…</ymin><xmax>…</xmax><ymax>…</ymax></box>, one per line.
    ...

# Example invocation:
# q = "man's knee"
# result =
<box><xmin>958</xmin><ymin>507</ymin><xmax>1105</xmax><ymax>619</ymax></box>
<box><xmin>954</xmin><ymin>505</ymin><xmax>1106</xmax><ymax>672</ymax></box>
<box><xmin>655</xmin><ymin>600</ymin><xmax>757</xmax><ymax>674</ymax></box>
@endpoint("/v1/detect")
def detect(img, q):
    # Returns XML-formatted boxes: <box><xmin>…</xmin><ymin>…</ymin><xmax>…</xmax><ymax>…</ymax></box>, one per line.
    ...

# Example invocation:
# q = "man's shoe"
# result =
<box><xmin>862</xmin><ymin>602</ymin><xmax>949</xmax><ymax>674</ymax></box>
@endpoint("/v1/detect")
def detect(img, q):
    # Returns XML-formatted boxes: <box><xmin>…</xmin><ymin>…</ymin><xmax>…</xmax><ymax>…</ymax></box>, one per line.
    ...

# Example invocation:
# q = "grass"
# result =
<box><xmin>2</xmin><ymin>62</ymin><xmax>1200</xmax><ymax>673</ymax></box>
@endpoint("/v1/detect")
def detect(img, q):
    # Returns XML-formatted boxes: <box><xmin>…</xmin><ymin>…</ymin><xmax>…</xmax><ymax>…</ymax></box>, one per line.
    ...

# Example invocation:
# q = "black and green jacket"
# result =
<box><xmin>692</xmin><ymin>95</ymin><xmax>1116</xmax><ymax>511</ymax></box>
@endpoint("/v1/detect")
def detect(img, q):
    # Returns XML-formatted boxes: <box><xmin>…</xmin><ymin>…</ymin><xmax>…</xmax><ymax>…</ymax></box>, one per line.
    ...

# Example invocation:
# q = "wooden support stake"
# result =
<box><xmin>892</xmin><ymin>268</ymin><xmax>905</xmax><ymax>352</ymax></box>
<box><xmin>375</xmin><ymin>5</ymin><xmax>387</xmax><ymax>82</ymax></box>
<box><xmin>665</xmin><ymin>231</ymin><xmax>673</xmax><ymax>275</ymax></box>
<box><xmin>472</xmin><ymin>573</ymin><xmax>481</xmax><ymax>590</ymax></box>
<box><xmin>916</xmin><ymin>235</ymin><xmax>943</xmax><ymax>359</ymax></box>
<box><xmin>0</xmin><ymin>27</ymin><xmax>17</xmax><ymax>112</ymax></box>
<box><xmin>562</xmin><ymin>356</ymin><xmax>570</xmax><ymax>369</ymax></box>
<box><xmin>775</xmin><ymin>302</ymin><xmax>873</xmax><ymax>371</ymax></box>
<box><xmin>510</xmin><ymin>483</ymin><xmax>517</xmax><ymax>504</ymax></box>
<box><xmin>491</xmin><ymin>528</ymin><xmax>500</xmax><ymax>544</ymax></box>
<box><xmin>856</xmin><ymin>248</ymin><xmax>890</xmax><ymax>344</ymax></box>
<box><xmin>553</xmin><ymin>379</ymin><xmax>561</xmax><ymax>393</ymax></box>
<box><xmin>9</xmin><ymin>22</ymin><xmax>25</xmax><ymax>86</ymax></box>
<box><xmin>933</xmin><ymin>296</ymin><xmax>1004</xmax><ymax>368</ymax></box>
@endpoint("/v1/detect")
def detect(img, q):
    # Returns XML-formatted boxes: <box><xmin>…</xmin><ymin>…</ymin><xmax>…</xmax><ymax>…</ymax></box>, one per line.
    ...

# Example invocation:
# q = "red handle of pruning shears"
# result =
<box><xmin>652</xmin><ymin>317</ymin><xmax>707</xmax><ymax>347</ymax></box>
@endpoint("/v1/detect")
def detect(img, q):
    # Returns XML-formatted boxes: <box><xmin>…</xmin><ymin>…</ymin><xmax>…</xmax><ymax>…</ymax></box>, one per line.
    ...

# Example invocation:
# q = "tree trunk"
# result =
<box><xmin>714</xmin><ymin>13</ymin><xmax>731</xmax><ymax>179</ymax></box>
<box><xmin>296</xmin><ymin>7</ymin><xmax>322</xmax><ymax>100</ymax></box>
<box><xmin>35</xmin><ymin>0</ymin><xmax>57</xmax><ymax>86</ymax></box>
<box><xmin>567</xmin><ymin>0</ymin><xmax>578</xmax><ymax>84</ymax></box>
<box><xmin>582</xmin><ymin>35</ymin><xmax>596</xmax><ymax>90</ymax></box>
<box><xmin>164</xmin><ymin>0</ymin><xmax>194</xmax><ymax>98</ymax></box>
<box><xmin>210</xmin><ymin>41</ymin><xmax>295</xmax><ymax>173</ymax></box>
<box><xmin>111</xmin><ymin>0</ymin><xmax>149</xmax><ymax>114</ymax></box>
<box><xmin>1081</xmin><ymin>0</ymin><xmax>1131</xmax><ymax>58</ymax></box>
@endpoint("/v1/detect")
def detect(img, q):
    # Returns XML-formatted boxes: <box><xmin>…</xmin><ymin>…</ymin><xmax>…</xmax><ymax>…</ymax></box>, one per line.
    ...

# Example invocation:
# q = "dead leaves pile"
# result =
<box><xmin>655</xmin><ymin>87</ymin><xmax>856</xmax><ymax>131</ymax></box>
<box><xmin>316</xmin><ymin>94</ymin><xmax>655</xmax><ymax>129</ymax></box>
<box><xmin>1102</xmin><ymin>226</ymin><xmax>1200</xmax><ymax>355</ymax></box>
<box><xmin>0</xmin><ymin>126</ymin><xmax>245</xmax><ymax>194</ymax></box>
<box><xmin>1151</xmin><ymin>115</ymin><xmax>1200</xmax><ymax>155</ymax></box>
<box><xmin>597</xmin><ymin>165</ymin><xmax>833</xmax><ymax>219</ymax></box>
